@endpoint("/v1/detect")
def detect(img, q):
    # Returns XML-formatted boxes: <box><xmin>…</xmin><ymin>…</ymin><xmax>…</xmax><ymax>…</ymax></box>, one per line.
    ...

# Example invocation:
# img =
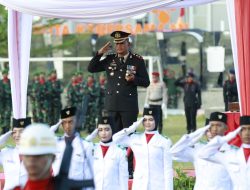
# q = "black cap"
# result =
<box><xmin>98</xmin><ymin>116</ymin><xmax>115</xmax><ymax>132</ymax></box>
<box><xmin>229</xmin><ymin>68</ymin><xmax>235</xmax><ymax>75</ymax></box>
<box><xmin>61</xmin><ymin>107</ymin><xmax>76</xmax><ymax>119</ymax></box>
<box><xmin>143</xmin><ymin>108</ymin><xmax>157</xmax><ymax>131</ymax></box>
<box><xmin>205</xmin><ymin>118</ymin><xmax>210</xmax><ymax>125</ymax></box>
<box><xmin>240</xmin><ymin>116</ymin><xmax>250</xmax><ymax>125</ymax></box>
<box><xmin>110</xmin><ymin>31</ymin><xmax>130</xmax><ymax>43</ymax></box>
<box><xmin>209</xmin><ymin>112</ymin><xmax>227</xmax><ymax>124</ymax></box>
<box><xmin>186</xmin><ymin>72</ymin><xmax>194</xmax><ymax>78</ymax></box>
<box><xmin>98</xmin><ymin>116</ymin><xmax>111</xmax><ymax>125</ymax></box>
<box><xmin>12</xmin><ymin>117</ymin><xmax>31</xmax><ymax>129</ymax></box>
<box><xmin>143</xmin><ymin>107</ymin><xmax>156</xmax><ymax>116</ymax></box>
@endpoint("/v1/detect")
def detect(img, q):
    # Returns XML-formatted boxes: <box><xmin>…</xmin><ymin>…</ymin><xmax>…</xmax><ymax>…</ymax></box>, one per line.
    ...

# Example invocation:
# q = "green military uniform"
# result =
<box><xmin>28</xmin><ymin>72</ymin><xmax>40</xmax><ymax>122</ymax></box>
<box><xmin>46</xmin><ymin>70</ymin><xmax>63</xmax><ymax>125</ymax></box>
<box><xmin>84</xmin><ymin>76</ymin><xmax>99</xmax><ymax>133</ymax></box>
<box><xmin>67</xmin><ymin>73</ymin><xmax>83</xmax><ymax>107</ymax></box>
<box><xmin>163</xmin><ymin>70</ymin><xmax>180</xmax><ymax>109</ymax></box>
<box><xmin>97</xmin><ymin>75</ymin><xmax>107</xmax><ymax>118</ymax></box>
<box><xmin>37</xmin><ymin>72</ymin><xmax>48</xmax><ymax>123</ymax></box>
<box><xmin>1</xmin><ymin>70</ymin><xmax>12</xmax><ymax>133</ymax></box>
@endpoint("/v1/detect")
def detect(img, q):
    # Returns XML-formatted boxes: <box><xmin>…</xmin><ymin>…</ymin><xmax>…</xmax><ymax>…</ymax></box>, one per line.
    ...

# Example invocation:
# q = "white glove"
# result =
<box><xmin>188</xmin><ymin>125</ymin><xmax>210</xmax><ymax>139</ymax></box>
<box><xmin>50</xmin><ymin>119</ymin><xmax>62</xmax><ymax>132</ymax></box>
<box><xmin>144</xmin><ymin>103</ymin><xmax>149</xmax><ymax>108</ymax></box>
<box><xmin>161</xmin><ymin>103</ymin><xmax>167</xmax><ymax>119</ymax></box>
<box><xmin>125</xmin><ymin>117</ymin><xmax>144</xmax><ymax>134</ymax></box>
<box><xmin>220</xmin><ymin>127</ymin><xmax>242</xmax><ymax>143</ymax></box>
<box><xmin>0</xmin><ymin>131</ymin><xmax>12</xmax><ymax>146</ymax></box>
<box><xmin>86</xmin><ymin>128</ymin><xmax>98</xmax><ymax>141</ymax></box>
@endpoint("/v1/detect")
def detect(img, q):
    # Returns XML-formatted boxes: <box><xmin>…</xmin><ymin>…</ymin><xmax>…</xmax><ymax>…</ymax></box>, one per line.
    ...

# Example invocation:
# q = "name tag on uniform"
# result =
<box><xmin>133</xmin><ymin>143</ymin><xmax>142</xmax><ymax>146</ymax></box>
<box><xmin>75</xmin><ymin>153</ymin><xmax>82</xmax><ymax>157</ymax></box>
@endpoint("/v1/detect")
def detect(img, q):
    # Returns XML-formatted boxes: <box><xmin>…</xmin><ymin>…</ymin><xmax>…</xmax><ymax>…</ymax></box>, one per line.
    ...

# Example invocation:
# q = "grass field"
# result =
<box><xmin>1</xmin><ymin>114</ymin><xmax>206</xmax><ymax>172</ymax></box>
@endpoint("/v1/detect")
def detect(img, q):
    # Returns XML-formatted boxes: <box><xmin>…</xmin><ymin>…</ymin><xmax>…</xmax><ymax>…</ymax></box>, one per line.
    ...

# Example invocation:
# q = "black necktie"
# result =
<box><xmin>65</xmin><ymin>135</ymin><xmax>75</xmax><ymax>144</ymax></box>
<box><xmin>120</xmin><ymin>57</ymin><xmax>124</xmax><ymax>64</ymax></box>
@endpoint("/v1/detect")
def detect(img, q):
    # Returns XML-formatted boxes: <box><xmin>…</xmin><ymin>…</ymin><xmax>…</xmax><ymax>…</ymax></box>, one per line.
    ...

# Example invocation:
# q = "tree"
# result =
<box><xmin>0</xmin><ymin>5</ymin><xmax>8</xmax><ymax>57</ymax></box>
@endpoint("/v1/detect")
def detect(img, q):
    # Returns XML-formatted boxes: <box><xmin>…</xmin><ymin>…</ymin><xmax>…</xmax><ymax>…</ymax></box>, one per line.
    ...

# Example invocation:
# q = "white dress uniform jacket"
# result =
<box><xmin>0</xmin><ymin>146</ymin><xmax>27</xmax><ymax>190</ymax></box>
<box><xmin>113</xmin><ymin>130</ymin><xmax>173</xmax><ymax>190</ymax></box>
<box><xmin>93</xmin><ymin>142</ymin><xmax>128</xmax><ymax>190</ymax></box>
<box><xmin>170</xmin><ymin>134</ymin><xmax>233</xmax><ymax>190</ymax></box>
<box><xmin>199</xmin><ymin>136</ymin><xmax>250</xmax><ymax>190</ymax></box>
<box><xmin>52</xmin><ymin>133</ymin><xmax>94</xmax><ymax>181</ymax></box>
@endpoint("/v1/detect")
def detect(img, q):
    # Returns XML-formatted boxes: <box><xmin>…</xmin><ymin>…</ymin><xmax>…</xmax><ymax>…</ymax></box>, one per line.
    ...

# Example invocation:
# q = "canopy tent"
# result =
<box><xmin>0</xmin><ymin>0</ymin><xmax>217</xmax><ymax>23</ymax></box>
<box><xmin>0</xmin><ymin>0</ymin><xmax>249</xmax><ymax>119</ymax></box>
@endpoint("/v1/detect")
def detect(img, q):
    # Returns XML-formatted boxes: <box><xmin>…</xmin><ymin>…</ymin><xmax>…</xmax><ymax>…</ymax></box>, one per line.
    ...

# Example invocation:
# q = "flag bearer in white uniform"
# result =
<box><xmin>170</xmin><ymin>112</ymin><xmax>233</xmax><ymax>190</ymax></box>
<box><xmin>0</xmin><ymin>117</ymin><xmax>31</xmax><ymax>190</ymax></box>
<box><xmin>52</xmin><ymin>107</ymin><xmax>94</xmax><ymax>185</ymax></box>
<box><xmin>113</xmin><ymin>107</ymin><xmax>173</xmax><ymax>190</ymax></box>
<box><xmin>199</xmin><ymin>115</ymin><xmax>250</xmax><ymax>190</ymax></box>
<box><xmin>89</xmin><ymin>116</ymin><xmax>128</xmax><ymax>190</ymax></box>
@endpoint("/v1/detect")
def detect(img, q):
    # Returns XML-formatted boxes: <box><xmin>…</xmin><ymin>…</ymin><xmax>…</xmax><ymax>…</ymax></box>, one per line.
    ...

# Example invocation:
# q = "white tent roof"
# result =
<box><xmin>0</xmin><ymin>0</ymin><xmax>218</xmax><ymax>23</ymax></box>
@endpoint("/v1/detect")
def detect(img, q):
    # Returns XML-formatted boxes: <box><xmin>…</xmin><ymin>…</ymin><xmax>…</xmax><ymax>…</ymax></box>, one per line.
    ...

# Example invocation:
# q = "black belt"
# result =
<box><xmin>149</xmin><ymin>98</ymin><xmax>162</xmax><ymax>102</ymax></box>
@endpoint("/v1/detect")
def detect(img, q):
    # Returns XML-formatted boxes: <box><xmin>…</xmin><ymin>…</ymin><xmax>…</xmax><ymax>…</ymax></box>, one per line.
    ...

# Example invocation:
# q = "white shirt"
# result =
<box><xmin>0</xmin><ymin>146</ymin><xmax>27</xmax><ymax>190</ymax></box>
<box><xmin>93</xmin><ymin>141</ymin><xmax>128</xmax><ymax>190</ymax></box>
<box><xmin>53</xmin><ymin>133</ymin><xmax>94</xmax><ymax>182</ymax></box>
<box><xmin>113</xmin><ymin>130</ymin><xmax>173</xmax><ymax>190</ymax></box>
<box><xmin>171</xmin><ymin>135</ymin><xmax>233</xmax><ymax>190</ymax></box>
<box><xmin>199</xmin><ymin>136</ymin><xmax>250</xmax><ymax>190</ymax></box>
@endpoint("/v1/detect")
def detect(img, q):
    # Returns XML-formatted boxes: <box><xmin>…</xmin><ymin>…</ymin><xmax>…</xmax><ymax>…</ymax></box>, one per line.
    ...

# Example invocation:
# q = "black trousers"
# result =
<box><xmin>149</xmin><ymin>104</ymin><xmax>163</xmax><ymax>134</ymax></box>
<box><xmin>109</xmin><ymin>111</ymin><xmax>138</xmax><ymax>134</ymax></box>
<box><xmin>184</xmin><ymin>105</ymin><xmax>197</xmax><ymax>133</ymax></box>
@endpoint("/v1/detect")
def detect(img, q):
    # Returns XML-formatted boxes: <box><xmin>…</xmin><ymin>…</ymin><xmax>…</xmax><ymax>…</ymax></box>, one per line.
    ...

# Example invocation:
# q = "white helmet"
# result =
<box><xmin>19</xmin><ymin>123</ymin><xmax>57</xmax><ymax>155</ymax></box>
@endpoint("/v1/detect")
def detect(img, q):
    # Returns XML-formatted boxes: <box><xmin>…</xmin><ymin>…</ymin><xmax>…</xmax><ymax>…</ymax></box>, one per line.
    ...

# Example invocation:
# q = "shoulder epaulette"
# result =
<box><xmin>117</xmin><ymin>144</ymin><xmax>126</xmax><ymax>150</ymax></box>
<box><xmin>199</xmin><ymin>140</ymin><xmax>208</xmax><ymax>144</ymax></box>
<box><xmin>132</xmin><ymin>53</ymin><xmax>143</xmax><ymax>60</ymax></box>
<box><xmin>134</xmin><ymin>131</ymin><xmax>142</xmax><ymax>134</ymax></box>
<box><xmin>57</xmin><ymin>136</ymin><xmax>64</xmax><ymax>141</ymax></box>
<box><xmin>5</xmin><ymin>145</ymin><xmax>15</xmax><ymax>149</ymax></box>
<box><xmin>230</xmin><ymin>145</ymin><xmax>239</xmax><ymax>150</ymax></box>
<box><xmin>162</xmin><ymin>135</ymin><xmax>169</xmax><ymax>139</ymax></box>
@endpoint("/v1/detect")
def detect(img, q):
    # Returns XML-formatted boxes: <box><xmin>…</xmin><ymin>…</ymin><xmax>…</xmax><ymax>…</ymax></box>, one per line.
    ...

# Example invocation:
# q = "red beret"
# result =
<box><xmin>152</xmin><ymin>72</ymin><xmax>159</xmax><ymax>77</ymax></box>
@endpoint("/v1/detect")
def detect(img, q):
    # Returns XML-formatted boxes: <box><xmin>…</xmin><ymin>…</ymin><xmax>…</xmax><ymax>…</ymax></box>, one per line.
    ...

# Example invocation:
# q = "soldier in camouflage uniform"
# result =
<box><xmin>97</xmin><ymin>74</ymin><xmax>107</xmax><ymax>118</ymax></box>
<box><xmin>37</xmin><ymin>72</ymin><xmax>48</xmax><ymax>123</ymax></box>
<box><xmin>46</xmin><ymin>70</ymin><xmax>62</xmax><ymax>125</ymax></box>
<box><xmin>0</xmin><ymin>75</ymin><xmax>3</xmax><ymax>129</ymax></box>
<box><xmin>76</xmin><ymin>71</ymin><xmax>87</xmax><ymax>109</ymax></box>
<box><xmin>84</xmin><ymin>75</ymin><xmax>99</xmax><ymax>133</ymax></box>
<box><xmin>163</xmin><ymin>69</ymin><xmax>180</xmax><ymax>108</ymax></box>
<box><xmin>28</xmin><ymin>72</ymin><xmax>40</xmax><ymax>122</ymax></box>
<box><xmin>0</xmin><ymin>70</ymin><xmax>12</xmax><ymax>134</ymax></box>
<box><xmin>67</xmin><ymin>73</ymin><xmax>82</xmax><ymax>107</ymax></box>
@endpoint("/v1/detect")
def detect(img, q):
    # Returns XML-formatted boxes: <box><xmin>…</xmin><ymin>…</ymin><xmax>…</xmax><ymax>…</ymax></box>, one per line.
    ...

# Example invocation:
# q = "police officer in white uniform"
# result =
<box><xmin>145</xmin><ymin>72</ymin><xmax>167</xmax><ymax>134</ymax></box>
<box><xmin>89</xmin><ymin>116</ymin><xmax>128</xmax><ymax>190</ymax></box>
<box><xmin>0</xmin><ymin>117</ymin><xmax>31</xmax><ymax>190</ymax></box>
<box><xmin>52</xmin><ymin>107</ymin><xmax>94</xmax><ymax>185</ymax></box>
<box><xmin>170</xmin><ymin>112</ymin><xmax>233</xmax><ymax>190</ymax></box>
<box><xmin>199</xmin><ymin>115</ymin><xmax>250</xmax><ymax>190</ymax></box>
<box><xmin>113</xmin><ymin>108</ymin><xmax>173</xmax><ymax>190</ymax></box>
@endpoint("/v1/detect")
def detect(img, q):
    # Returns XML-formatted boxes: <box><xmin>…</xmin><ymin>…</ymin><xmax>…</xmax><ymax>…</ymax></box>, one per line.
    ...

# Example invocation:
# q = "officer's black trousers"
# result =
<box><xmin>109</xmin><ymin>111</ymin><xmax>138</xmax><ymax>134</ymax></box>
<box><xmin>184</xmin><ymin>106</ymin><xmax>197</xmax><ymax>133</ymax></box>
